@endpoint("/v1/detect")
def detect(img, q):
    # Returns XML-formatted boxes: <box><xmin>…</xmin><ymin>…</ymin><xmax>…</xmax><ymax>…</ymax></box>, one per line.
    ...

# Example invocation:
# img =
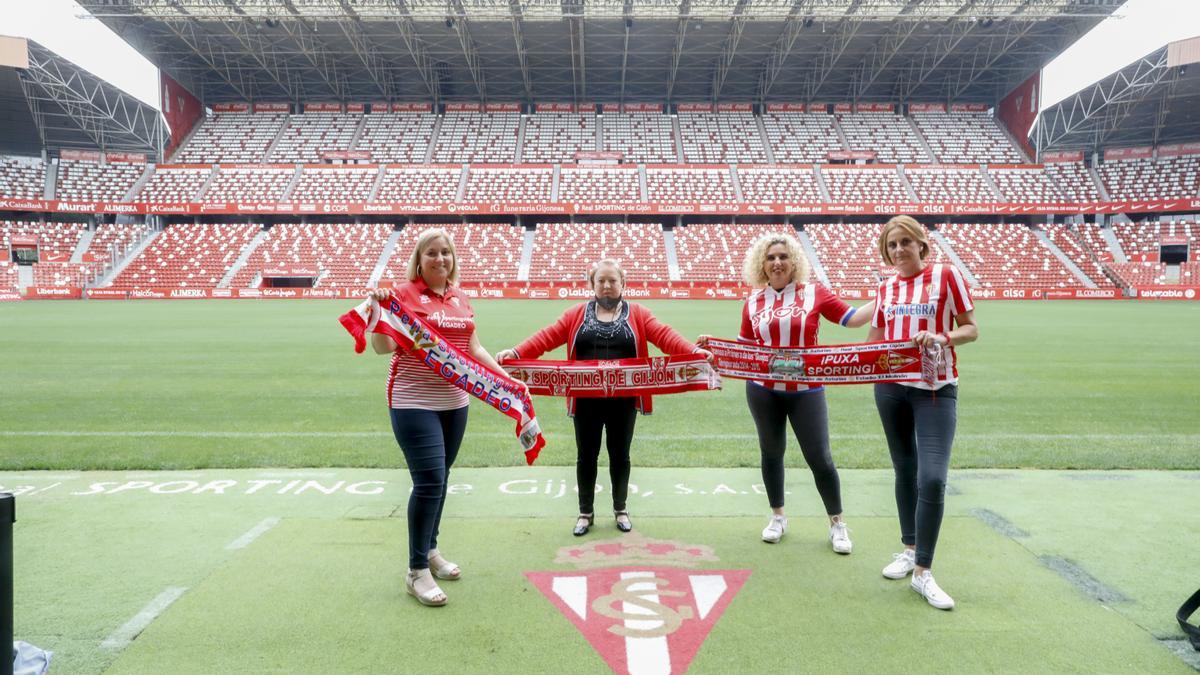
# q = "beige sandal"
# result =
<box><xmin>428</xmin><ymin>549</ymin><xmax>461</xmax><ymax>580</ymax></box>
<box><xmin>406</xmin><ymin>568</ymin><xmax>448</xmax><ymax>607</ymax></box>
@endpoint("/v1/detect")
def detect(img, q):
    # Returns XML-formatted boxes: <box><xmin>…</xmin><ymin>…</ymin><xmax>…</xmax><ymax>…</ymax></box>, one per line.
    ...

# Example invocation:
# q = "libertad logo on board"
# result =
<box><xmin>526</xmin><ymin>533</ymin><xmax>750</xmax><ymax>674</ymax></box>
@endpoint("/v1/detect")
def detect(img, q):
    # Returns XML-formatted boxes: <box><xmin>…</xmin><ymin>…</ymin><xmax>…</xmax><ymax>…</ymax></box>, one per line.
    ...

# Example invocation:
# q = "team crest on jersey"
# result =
<box><xmin>418</xmin><ymin>295</ymin><xmax>431</xmax><ymax>304</ymax></box>
<box><xmin>526</xmin><ymin>533</ymin><xmax>750</xmax><ymax>675</ymax></box>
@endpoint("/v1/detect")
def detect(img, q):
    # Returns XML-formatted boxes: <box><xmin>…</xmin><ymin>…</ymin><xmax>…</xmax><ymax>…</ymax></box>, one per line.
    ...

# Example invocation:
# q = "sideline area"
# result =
<box><xmin>4</xmin><ymin>468</ymin><xmax>1198</xmax><ymax>673</ymax></box>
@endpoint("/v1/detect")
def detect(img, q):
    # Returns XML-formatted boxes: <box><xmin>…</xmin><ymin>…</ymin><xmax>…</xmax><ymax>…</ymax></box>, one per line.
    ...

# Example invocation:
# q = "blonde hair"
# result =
<box><xmin>877</xmin><ymin>215</ymin><xmax>930</xmax><ymax>266</ymax></box>
<box><xmin>406</xmin><ymin>228</ymin><xmax>459</xmax><ymax>283</ymax></box>
<box><xmin>742</xmin><ymin>233</ymin><xmax>809</xmax><ymax>287</ymax></box>
<box><xmin>586</xmin><ymin>258</ymin><xmax>626</xmax><ymax>286</ymax></box>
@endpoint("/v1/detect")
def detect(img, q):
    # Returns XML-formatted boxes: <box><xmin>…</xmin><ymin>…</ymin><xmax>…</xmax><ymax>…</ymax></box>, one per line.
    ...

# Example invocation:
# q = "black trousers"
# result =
<box><xmin>874</xmin><ymin>383</ymin><xmax>957</xmax><ymax>569</ymax></box>
<box><xmin>572</xmin><ymin>397</ymin><xmax>637</xmax><ymax>514</ymax></box>
<box><xmin>389</xmin><ymin>406</ymin><xmax>469</xmax><ymax>570</ymax></box>
<box><xmin>745</xmin><ymin>382</ymin><xmax>843</xmax><ymax>515</ymax></box>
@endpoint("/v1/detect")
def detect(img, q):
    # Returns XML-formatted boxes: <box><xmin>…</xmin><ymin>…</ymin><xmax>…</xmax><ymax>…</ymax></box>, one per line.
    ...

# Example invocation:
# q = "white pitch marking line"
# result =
<box><xmin>100</xmin><ymin>586</ymin><xmax>188</xmax><ymax>651</ymax></box>
<box><xmin>226</xmin><ymin>517</ymin><xmax>280</xmax><ymax>551</ymax></box>
<box><xmin>1</xmin><ymin>431</ymin><xmax>1194</xmax><ymax>442</ymax></box>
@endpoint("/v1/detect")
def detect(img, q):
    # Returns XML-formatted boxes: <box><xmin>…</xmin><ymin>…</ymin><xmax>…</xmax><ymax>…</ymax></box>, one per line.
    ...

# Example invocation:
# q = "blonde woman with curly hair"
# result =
<box><xmin>701</xmin><ymin>231</ymin><xmax>873</xmax><ymax>551</ymax></box>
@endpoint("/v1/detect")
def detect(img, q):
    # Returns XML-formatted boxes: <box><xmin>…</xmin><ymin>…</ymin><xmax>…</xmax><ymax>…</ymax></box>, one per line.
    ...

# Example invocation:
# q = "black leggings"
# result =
<box><xmin>390</xmin><ymin>406</ymin><xmax>468</xmax><ymax>570</ymax></box>
<box><xmin>745</xmin><ymin>382</ymin><xmax>843</xmax><ymax>515</ymax></box>
<box><xmin>573</xmin><ymin>397</ymin><xmax>637</xmax><ymax>514</ymax></box>
<box><xmin>874</xmin><ymin>383</ymin><xmax>957</xmax><ymax>569</ymax></box>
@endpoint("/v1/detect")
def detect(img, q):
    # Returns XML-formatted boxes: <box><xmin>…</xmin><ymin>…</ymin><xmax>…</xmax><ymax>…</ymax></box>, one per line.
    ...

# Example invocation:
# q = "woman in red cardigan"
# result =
<box><xmin>497</xmin><ymin>259</ymin><xmax>710</xmax><ymax>536</ymax></box>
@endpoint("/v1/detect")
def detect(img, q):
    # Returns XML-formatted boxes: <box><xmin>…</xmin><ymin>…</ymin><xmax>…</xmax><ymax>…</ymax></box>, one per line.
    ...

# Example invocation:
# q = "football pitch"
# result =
<box><xmin>1</xmin><ymin>298</ymin><xmax>1199</xmax><ymax>673</ymax></box>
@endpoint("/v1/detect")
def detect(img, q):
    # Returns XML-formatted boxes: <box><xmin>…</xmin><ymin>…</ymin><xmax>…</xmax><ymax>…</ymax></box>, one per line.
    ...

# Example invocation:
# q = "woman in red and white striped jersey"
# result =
<box><xmin>368</xmin><ymin>227</ymin><xmax>513</xmax><ymax>608</ymax></box>
<box><xmin>868</xmin><ymin>215</ymin><xmax>978</xmax><ymax>611</ymax></box>
<box><xmin>700</xmin><ymin>232</ymin><xmax>873</xmax><ymax>553</ymax></box>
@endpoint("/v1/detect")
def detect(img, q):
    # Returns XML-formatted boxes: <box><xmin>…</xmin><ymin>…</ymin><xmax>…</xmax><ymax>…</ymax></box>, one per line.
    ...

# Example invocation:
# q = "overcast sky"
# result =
<box><xmin>1</xmin><ymin>0</ymin><xmax>1197</xmax><ymax>112</ymax></box>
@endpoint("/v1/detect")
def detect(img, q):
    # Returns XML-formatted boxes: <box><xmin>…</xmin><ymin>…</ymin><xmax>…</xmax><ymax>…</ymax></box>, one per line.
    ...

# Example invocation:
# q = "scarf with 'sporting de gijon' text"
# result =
<box><xmin>339</xmin><ymin>293</ymin><xmax>545</xmax><ymax>464</ymax></box>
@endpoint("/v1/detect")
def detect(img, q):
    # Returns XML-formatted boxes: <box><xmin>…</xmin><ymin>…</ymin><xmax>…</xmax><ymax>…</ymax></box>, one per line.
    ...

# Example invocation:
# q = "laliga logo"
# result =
<box><xmin>1187</xmin><ymin>289</ymin><xmax>1196</xmax><ymax>300</ymax></box>
<box><xmin>558</xmin><ymin>287</ymin><xmax>569</xmax><ymax>299</ymax></box>
<box><xmin>526</xmin><ymin>533</ymin><xmax>750</xmax><ymax>675</ymax></box>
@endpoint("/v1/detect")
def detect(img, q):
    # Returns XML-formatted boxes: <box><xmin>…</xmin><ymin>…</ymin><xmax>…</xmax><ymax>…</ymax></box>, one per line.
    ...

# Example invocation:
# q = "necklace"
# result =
<box><xmin>583</xmin><ymin>301</ymin><xmax>631</xmax><ymax>342</ymax></box>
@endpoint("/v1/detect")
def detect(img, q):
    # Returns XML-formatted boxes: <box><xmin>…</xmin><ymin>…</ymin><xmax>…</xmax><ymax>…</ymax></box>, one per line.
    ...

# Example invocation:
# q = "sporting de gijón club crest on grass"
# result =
<box><xmin>526</xmin><ymin>533</ymin><xmax>750</xmax><ymax>674</ymax></box>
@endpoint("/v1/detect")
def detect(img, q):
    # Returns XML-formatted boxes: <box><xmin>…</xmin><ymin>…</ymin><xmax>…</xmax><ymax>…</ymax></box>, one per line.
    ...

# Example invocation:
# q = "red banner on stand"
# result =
<box><xmin>908</xmin><ymin>103</ymin><xmax>947</xmax><ymax>113</ymax></box>
<box><xmin>1157</xmin><ymin>142</ymin><xmax>1200</xmax><ymax>158</ymax></box>
<box><xmin>951</xmin><ymin>103</ymin><xmax>989</xmax><ymax>112</ymax></box>
<box><xmin>253</xmin><ymin>102</ymin><xmax>290</xmax><ymax>113</ymax></box>
<box><xmin>766</xmin><ymin>103</ymin><xmax>806</xmax><ymax>112</ymax></box>
<box><xmin>1104</xmin><ymin>146</ymin><xmax>1153</xmax><ymax>161</ymax></box>
<box><xmin>304</xmin><ymin>102</ymin><xmax>343</xmax><ymax>113</ymax></box>
<box><xmin>1042</xmin><ymin>150</ymin><xmax>1084</xmax><ymax>163</ymax></box>
<box><xmin>106</xmin><ymin>152</ymin><xmax>147</xmax><ymax>164</ymax></box>
<box><xmin>856</xmin><ymin>103</ymin><xmax>894</xmax><ymax>113</ymax></box>
<box><xmin>212</xmin><ymin>103</ymin><xmax>250</xmax><ymax>113</ymax></box>
<box><xmin>392</xmin><ymin>102</ymin><xmax>432</xmax><ymax>112</ymax></box>
<box><xmin>536</xmin><ymin>103</ymin><xmax>576</xmax><ymax>113</ymax></box>
<box><xmin>60</xmin><ymin>150</ymin><xmax>101</xmax><ymax>162</ymax></box>
<box><xmin>716</xmin><ymin>103</ymin><xmax>752</xmax><ymax>112</ymax></box>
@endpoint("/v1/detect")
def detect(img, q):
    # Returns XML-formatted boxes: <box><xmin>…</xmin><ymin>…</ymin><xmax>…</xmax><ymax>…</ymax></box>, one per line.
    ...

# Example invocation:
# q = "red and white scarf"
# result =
<box><xmin>502</xmin><ymin>354</ymin><xmax>720</xmax><ymax>398</ymax></box>
<box><xmin>707</xmin><ymin>337</ymin><xmax>940</xmax><ymax>386</ymax></box>
<box><xmin>339</xmin><ymin>294</ymin><xmax>546</xmax><ymax>464</ymax></box>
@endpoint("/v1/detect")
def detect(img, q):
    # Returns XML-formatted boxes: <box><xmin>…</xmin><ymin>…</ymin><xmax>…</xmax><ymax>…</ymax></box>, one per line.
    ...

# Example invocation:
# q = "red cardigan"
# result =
<box><xmin>512</xmin><ymin>301</ymin><xmax>699</xmax><ymax>415</ymax></box>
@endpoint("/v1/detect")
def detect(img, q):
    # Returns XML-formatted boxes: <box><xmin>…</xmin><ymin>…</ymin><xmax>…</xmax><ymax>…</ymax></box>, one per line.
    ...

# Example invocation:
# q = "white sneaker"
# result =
<box><xmin>829</xmin><ymin>521</ymin><xmax>852</xmax><ymax>554</ymax></box>
<box><xmin>761</xmin><ymin>515</ymin><xmax>787</xmax><ymax>543</ymax></box>
<box><xmin>911</xmin><ymin>570</ymin><xmax>955</xmax><ymax>610</ymax></box>
<box><xmin>882</xmin><ymin>548</ymin><xmax>916</xmax><ymax>579</ymax></box>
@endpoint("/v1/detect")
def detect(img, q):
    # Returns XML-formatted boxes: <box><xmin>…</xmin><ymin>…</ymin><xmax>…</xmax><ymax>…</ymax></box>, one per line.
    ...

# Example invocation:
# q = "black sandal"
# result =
<box><xmin>615</xmin><ymin>510</ymin><xmax>633</xmax><ymax>533</ymax></box>
<box><xmin>573</xmin><ymin>513</ymin><xmax>594</xmax><ymax>537</ymax></box>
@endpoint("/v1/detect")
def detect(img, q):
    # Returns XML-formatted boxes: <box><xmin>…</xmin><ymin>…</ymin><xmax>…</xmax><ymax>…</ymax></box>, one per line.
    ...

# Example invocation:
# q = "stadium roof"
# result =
<box><xmin>1033</xmin><ymin>36</ymin><xmax>1200</xmax><ymax>154</ymax></box>
<box><xmin>81</xmin><ymin>0</ymin><xmax>1119</xmax><ymax>107</ymax></box>
<box><xmin>0</xmin><ymin>39</ymin><xmax>164</xmax><ymax>157</ymax></box>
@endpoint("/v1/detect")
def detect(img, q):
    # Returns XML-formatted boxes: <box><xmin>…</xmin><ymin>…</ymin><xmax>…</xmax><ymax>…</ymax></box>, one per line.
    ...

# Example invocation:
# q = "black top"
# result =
<box><xmin>574</xmin><ymin>300</ymin><xmax>636</xmax><ymax>360</ymax></box>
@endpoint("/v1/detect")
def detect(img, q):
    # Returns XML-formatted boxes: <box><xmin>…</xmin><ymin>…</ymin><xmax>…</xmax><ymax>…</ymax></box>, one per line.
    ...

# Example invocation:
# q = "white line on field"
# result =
<box><xmin>100</xmin><ymin>586</ymin><xmax>188</xmax><ymax>651</ymax></box>
<box><xmin>226</xmin><ymin>517</ymin><xmax>280</xmax><ymax>550</ymax></box>
<box><xmin>2</xmin><ymin>430</ymin><xmax>1196</xmax><ymax>442</ymax></box>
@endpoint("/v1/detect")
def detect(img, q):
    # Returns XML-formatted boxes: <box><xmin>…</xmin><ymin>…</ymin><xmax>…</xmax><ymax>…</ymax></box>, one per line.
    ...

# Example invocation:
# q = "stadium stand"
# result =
<box><xmin>678</xmin><ymin>111</ymin><xmax>768</xmax><ymax>163</ymax></box>
<box><xmin>837</xmin><ymin>112</ymin><xmax>931</xmax><ymax>164</ymax></box>
<box><xmin>203</xmin><ymin>167</ymin><xmax>294</xmax><ymax>203</ymax></box>
<box><xmin>805</xmin><ymin>221</ymin><xmax>948</xmax><ymax>289</ymax></box>
<box><xmin>0</xmin><ymin>156</ymin><xmax>47</xmax><ymax>199</ymax></box>
<box><xmin>32</xmin><ymin>261</ymin><xmax>92</xmax><ymax>287</ymax></box>
<box><xmin>111</xmin><ymin>223</ymin><xmax>258</xmax><ymax>287</ymax></box>
<box><xmin>737</xmin><ymin>166</ymin><xmax>823</xmax><ymax>203</ymax></box>
<box><xmin>174</xmin><ymin>113</ymin><xmax>287</xmax><ymax>163</ymax></box>
<box><xmin>1</xmin><ymin>220</ymin><xmax>86</xmax><ymax>262</ymax></box>
<box><xmin>558</xmin><ymin>166</ymin><xmax>641</xmax><ymax>203</ymax></box>
<box><xmin>1106</xmin><ymin>262</ymin><xmax>1167</xmax><ymax>286</ymax></box>
<box><xmin>0</xmin><ymin>261</ymin><xmax>17</xmax><ymax>292</ymax></box>
<box><xmin>527</xmin><ymin>221</ymin><xmax>668</xmax><ymax>281</ymax></box>
<box><xmin>822</xmin><ymin>166</ymin><xmax>909</xmax><ymax>202</ymax></box>
<box><xmin>1076</xmin><ymin>223</ymin><xmax>1117</xmax><ymax>261</ymax></box>
<box><xmin>1040</xmin><ymin>224</ymin><xmax>1112</xmax><ymax>286</ymax></box>
<box><xmin>289</xmin><ymin>166</ymin><xmax>378</xmax><ymax>203</ymax></box>
<box><xmin>910</xmin><ymin>111</ymin><xmax>1025</xmax><ymax>163</ymax></box>
<box><xmin>380</xmin><ymin>222</ymin><xmax>525</xmax><ymax>283</ymax></box>
<box><xmin>269</xmin><ymin>113</ymin><xmax>362</xmax><ymax>163</ymax></box>
<box><xmin>937</xmin><ymin>222</ymin><xmax>1080</xmax><ymax>288</ymax></box>
<box><xmin>353</xmin><ymin>112</ymin><xmax>436</xmax><ymax>163</ymax></box>
<box><xmin>229</xmin><ymin>222</ymin><xmax>390</xmax><ymax>288</ymax></box>
<box><xmin>1043</xmin><ymin>161</ymin><xmax>1102</xmax><ymax>201</ymax></box>
<box><xmin>374</xmin><ymin>166</ymin><xmax>461</xmax><ymax>203</ymax></box>
<box><xmin>672</xmin><ymin>222</ymin><xmax>809</xmax><ymax>282</ymax></box>
<box><xmin>1110</xmin><ymin>220</ymin><xmax>1198</xmax><ymax>261</ymax></box>
<box><xmin>989</xmin><ymin>167</ymin><xmax>1066</xmax><ymax>202</ymax></box>
<box><xmin>432</xmin><ymin>111</ymin><xmax>520</xmax><ymax>163</ymax></box>
<box><xmin>463</xmin><ymin>166</ymin><xmax>553</xmax><ymax>202</ymax></box>
<box><xmin>1097</xmin><ymin>156</ymin><xmax>1200</xmax><ymax>201</ymax></box>
<box><xmin>522</xmin><ymin>112</ymin><xmax>597</xmax><ymax>163</ymax></box>
<box><xmin>85</xmin><ymin>222</ymin><xmax>151</xmax><ymax>266</ymax></box>
<box><xmin>645</xmin><ymin>167</ymin><xmax>737</xmax><ymax>204</ymax></box>
<box><xmin>55</xmin><ymin>160</ymin><xmax>143</xmax><ymax>201</ymax></box>
<box><xmin>136</xmin><ymin>167</ymin><xmax>213</xmax><ymax>202</ymax></box>
<box><xmin>905</xmin><ymin>167</ymin><xmax>997</xmax><ymax>202</ymax></box>
<box><xmin>601</xmin><ymin>112</ymin><xmax>678</xmax><ymax>163</ymax></box>
<box><xmin>762</xmin><ymin>112</ymin><xmax>844</xmax><ymax>163</ymax></box>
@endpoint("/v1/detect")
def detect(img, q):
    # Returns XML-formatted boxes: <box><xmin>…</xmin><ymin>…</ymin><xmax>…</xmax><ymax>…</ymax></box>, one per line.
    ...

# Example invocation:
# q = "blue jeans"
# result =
<box><xmin>389</xmin><ymin>406</ymin><xmax>468</xmax><ymax>570</ymax></box>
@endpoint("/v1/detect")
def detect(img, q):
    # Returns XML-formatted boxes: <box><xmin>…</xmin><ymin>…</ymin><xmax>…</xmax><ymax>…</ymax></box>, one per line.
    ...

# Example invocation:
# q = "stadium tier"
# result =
<box><xmin>558</xmin><ymin>166</ymin><xmax>641</xmax><ymax>203</ymax></box>
<box><xmin>375</xmin><ymin>167</ymin><xmax>461</xmax><ymax>203</ymax></box>
<box><xmin>1</xmin><ymin>156</ymin><xmax>47</xmax><ymax>199</ymax></box>
<box><xmin>55</xmin><ymin>159</ymin><xmax>144</xmax><ymax>201</ymax></box>
<box><xmin>380</xmin><ymin>222</ymin><xmax>524</xmax><ymax>283</ymax></box>
<box><xmin>937</xmin><ymin>222</ymin><xmax>1080</xmax><ymax>288</ymax></box>
<box><xmin>678</xmin><ymin>111</ymin><xmax>768</xmax><ymax>163</ymax></box>
<box><xmin>1040</xmin><ymin>224</ymin><xmax>1113</xmax><ymax>286</ymax></box>
<box><xmin>432</xmin><ymin>111</ymin><xmax>520</xmax><ymax>163</ymax></box>
<box><xmin>1043</xmin><ymin>161</ymin><xmax>1102</xmax><ymax>201</ymax></box>
<box><xmin>989</xmin><ymin>167</ymin><xmax>1066</xmax><ymax>202</ymax></box>
<box><xmin>268</xmin><ymin>113</ymin><xmax>362</xmax><ymax>163</ymax></box>
<box><xmin>0</xmin><ymin>260</ymin><xmax>17</xmax><ymax>292</ymax></box>
<box><xmin>174</xmin><ymin>113</ymin><xmax>287</xmax><ymax>163</ymax></box>
<box><xmin>762</xmin><ymin>112</ymin><xmax>844</xmax><ymax>164</ymax></box>
<box><xmin>203</xmin><ymin>167</ymin><xmax>294</xmax><ymax>203</ymax></box>
<box><xmin>1110</xmin><ymin>220</ymin><xmax>1198</xmax><ymax>262</ymax></box>
<box><xmin>353</xmin><ymin>112</ymin><xmax>436</xmax><ymax>163</ymax></box>
<box><xmin>1076</xmin><ymin>223</ymin><xmax>1116</xmax><ymax>262</ymax></box>
<box><xmin>672</xmin><ymin>222</ymin><xmax>810</xmax><ymax>283</ymax></box>
<box><xmin>1097</xmin><ymin>156</ymin><xmax>1200</xmax><ymax>201</ymax></box>
<box><xmin>522</xmin><ymin>112</ymin><xmax>597</xmax><ymax>163</ymax></box>
<box><xmin>905</xmin><ymin>167</ymin><xmax>997</xmax><ymax>202</ymax></box>
<box><xmin>135</xmin><ymin>167</ymin><xmax>213</xmax><ymax>202</ymax></box>
<box><xmin>600</xmin><ymin>111</ymin><xmax>678</xmax><ymax>163</ymax></box>
<box><xmin>289</xmin><ymin>166</ymin><xmax>378</xmax><ymax>203</ymax></box>
<box><xmin>463</xmin><ymin>166</ymin><xmax>553</xmax><ymax>202</ymax></box>
<box><xmin>1</xmin><ymin>220</ymin><xmax>86</xmax><ymax>261</ymax></box>
<box><xmin>805</xmin><ymin>222</ymin><xmax>949</xmax><ymax>288</ymax></box>
<box><xmin>1106</xmin><ymin>262</ymin><xmax>1167</xmax><ymax>287</ymax></box>
<box><xmin>229</xmin><ymin>222</ymin><xmax>390</xmax><ymax>289</ymax></box>
<box><xmin>910</xmin><ymin>111</ymin><xmax>1026</xmax><ymax>164</ymax></box>
<box><xmin>737</xmin><ymin>166</ymin><xmax>823</xmax><ymax>203</ymax></box>
<box><xmin>837</xmin><ymin>111</ymin><xmax>931</xmax><ymax>164</ymax></box>
<box><xmin>86</xmin><ymin>222</ymin><xmax>151</xmax><ymax>266</ymax></box>
<box><xmin>822</xmin><ymin>166</ymin><xmax>909</xmax><ymax>202</ymax></box>
<box><xmin>527</xmin><ymin>222</ymin><xmax>667</xmax><ymax>282</ymax></box>
<box><xmin>646</xmin><ymin>167</ymin><xmax>738</xmax><ymax>204</ymax></box>
<box><xmin>110</xmin><ymin>223</ymin><xmax>258</xmax><ymax>287</ymax></box>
